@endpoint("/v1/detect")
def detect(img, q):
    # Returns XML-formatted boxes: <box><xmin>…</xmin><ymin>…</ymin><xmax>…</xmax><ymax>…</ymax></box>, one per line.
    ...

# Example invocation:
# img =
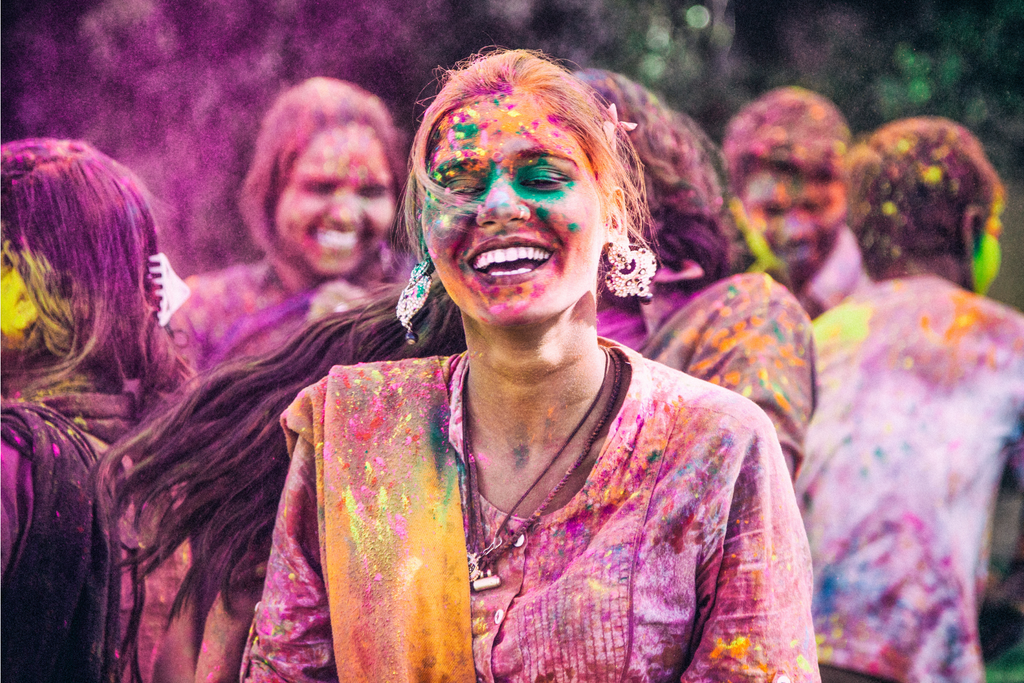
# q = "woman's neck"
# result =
<box><xmin>461</xmin><ymin>310</ymin><xmax>611</xmax><ymax>512</ymax></box>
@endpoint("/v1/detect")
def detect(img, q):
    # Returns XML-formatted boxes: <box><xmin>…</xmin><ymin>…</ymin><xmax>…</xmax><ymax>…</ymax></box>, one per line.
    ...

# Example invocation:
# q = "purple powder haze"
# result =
<box><xmin>1</xmin><ymin>0</ymin><xmax>615</xmax><ymax>277</ymax></box>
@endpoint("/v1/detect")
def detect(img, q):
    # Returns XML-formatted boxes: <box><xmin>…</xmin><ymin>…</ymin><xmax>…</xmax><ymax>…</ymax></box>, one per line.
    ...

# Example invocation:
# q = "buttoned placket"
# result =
<box><xmin>470</xmin><ymin>504</ymin><xmax>528</xmax><ymax>683</ymax></box>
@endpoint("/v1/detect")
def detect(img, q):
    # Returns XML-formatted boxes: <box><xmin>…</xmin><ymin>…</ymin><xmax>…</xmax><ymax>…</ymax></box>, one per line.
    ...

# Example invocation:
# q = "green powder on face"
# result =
<box><xmin>452</xmin><ymin>122</ymin><xmax>479</xmax><ymax>140</ymax></box>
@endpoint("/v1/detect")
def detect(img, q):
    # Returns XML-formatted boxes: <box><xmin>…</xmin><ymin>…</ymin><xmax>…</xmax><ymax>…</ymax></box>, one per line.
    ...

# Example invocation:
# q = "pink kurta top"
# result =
<box><xmin>244</xmin><ymin>344</ymin><xmax>819</xmax><ymax>682</ymax></box>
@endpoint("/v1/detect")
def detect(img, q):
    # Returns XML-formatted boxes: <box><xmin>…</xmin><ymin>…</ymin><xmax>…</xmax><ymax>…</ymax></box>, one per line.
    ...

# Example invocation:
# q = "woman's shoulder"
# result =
<box><xmin>288</xmin><ymin>356</ymin><xmax>457</xmax><ymax>417</ymax></box>
<box><xmin>185</xmin><ymin>260</ymin><xmax>270</xmax><ymax>291</ymax></box>
<box><xmin>323</xmin><ymin>355</ymin><xmax>457</xmax><ymax>387</ymax></box>
<box><xmin>645</xmin><ymin>272</ymin><xmax>810</xmax><ymax>362</ymax></box>
<box><xmin>621</xmin><ymin>352</ymin><xmax>790</xmax><ymax>498</ymax></box>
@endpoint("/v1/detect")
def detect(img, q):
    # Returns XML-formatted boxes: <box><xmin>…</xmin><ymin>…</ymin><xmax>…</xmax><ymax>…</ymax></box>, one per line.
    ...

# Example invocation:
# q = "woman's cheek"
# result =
<box><xmin>423</xmin><ymin>210</ymin><xmax>465</xmax><ymax>259</ymax></box>
<box><xmin>366</xmin><ymin>198</ymin><xmax>397</xmax><ymax>238</ymax></box>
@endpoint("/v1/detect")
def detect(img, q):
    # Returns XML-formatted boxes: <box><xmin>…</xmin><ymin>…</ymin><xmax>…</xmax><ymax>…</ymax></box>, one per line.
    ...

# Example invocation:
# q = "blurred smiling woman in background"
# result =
<box><xmin>174</xmin><ymin>77</ymin><xmax>406</xmax><ymax>370</ymax></box>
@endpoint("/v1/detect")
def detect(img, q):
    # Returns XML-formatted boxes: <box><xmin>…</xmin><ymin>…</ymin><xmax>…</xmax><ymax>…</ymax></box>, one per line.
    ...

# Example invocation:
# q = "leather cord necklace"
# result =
<box><xmin>463</xmin><ymin>347</ymin><xmax>624</xmax><ymax>592</ymax></box>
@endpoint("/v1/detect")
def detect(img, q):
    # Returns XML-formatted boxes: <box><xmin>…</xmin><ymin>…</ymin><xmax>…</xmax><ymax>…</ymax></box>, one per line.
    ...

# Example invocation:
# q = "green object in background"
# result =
<box><xmin>974</xmin><ymin>232</ymin><xmax>1002</xmax><ymax>296</ymax></box>
<box><xmin>987</xmin><ymin>644</ymin><xmax>1024</xmax><ymax>683</ymax></box>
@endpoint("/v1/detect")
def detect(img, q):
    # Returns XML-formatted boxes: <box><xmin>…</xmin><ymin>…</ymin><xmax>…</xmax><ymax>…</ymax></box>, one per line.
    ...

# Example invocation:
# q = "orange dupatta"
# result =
<box><xmin>283</xmin><ymin>357</ymin><xmax>475</xmax><ymax>682</ymax></box>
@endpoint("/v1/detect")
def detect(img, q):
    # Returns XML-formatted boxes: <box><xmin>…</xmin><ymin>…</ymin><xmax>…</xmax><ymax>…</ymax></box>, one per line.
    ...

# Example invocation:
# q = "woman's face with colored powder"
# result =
<box><xmin>423</xmin><ymin>92</ymin><xmax>609</xmax><ymax>329</ymax></box>
<box><xmin>274</xmin><ymin>123</ymin><xmax>395</xmax><ymax>284</ymax></box>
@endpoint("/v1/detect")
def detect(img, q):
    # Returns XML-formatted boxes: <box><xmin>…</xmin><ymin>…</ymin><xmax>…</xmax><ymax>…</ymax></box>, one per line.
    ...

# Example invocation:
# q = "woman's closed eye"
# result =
<box><xmin>442</xmin><ymin>174</ymin><xmax>488</xmax><ymax>197</ymax></box>
<box><xmin>518</xmin><ymin>166</ymin><xmax>571</xmax><ymax>191</ymax></box>
<box><xmin>304</xmin><ymin>180</ymin><xmax>338</xmax><ymax>195</ymax></box>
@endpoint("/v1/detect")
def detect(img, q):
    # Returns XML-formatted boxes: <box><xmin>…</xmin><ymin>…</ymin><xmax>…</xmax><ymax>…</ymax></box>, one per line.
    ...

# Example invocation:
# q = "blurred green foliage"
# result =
<box><xmin>591</xmin><ymin>1</ymin><xmax>1024</xmax><ymax>178</ymax></box>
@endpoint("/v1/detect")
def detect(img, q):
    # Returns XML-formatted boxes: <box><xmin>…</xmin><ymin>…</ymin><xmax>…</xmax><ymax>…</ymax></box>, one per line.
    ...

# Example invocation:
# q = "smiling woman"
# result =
<box><xmin>172</xmin><ymin>78</ymin><xmax>406</xmax><ymax>370</ymax></box>
<box><xmin>243</xmin><ymin>49</ymin><xmax>819</xmax><ymax>683</ymax></box>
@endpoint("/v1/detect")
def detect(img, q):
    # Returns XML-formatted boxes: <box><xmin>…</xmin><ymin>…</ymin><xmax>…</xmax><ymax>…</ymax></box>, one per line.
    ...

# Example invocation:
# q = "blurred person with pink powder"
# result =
<box><xmin>724</xmin><ymin>87</ymin><xmax>869</xmax><ymax>319</ymax></box>
<box><xmin>173</xmin><ymin>77</ymin><xmax>406</xmax><ymax>370</ymax></box>
<box><xmin>796</xmin><ymin>117</ymin><xmax>1024</xmax><ymax>683</ymax></box>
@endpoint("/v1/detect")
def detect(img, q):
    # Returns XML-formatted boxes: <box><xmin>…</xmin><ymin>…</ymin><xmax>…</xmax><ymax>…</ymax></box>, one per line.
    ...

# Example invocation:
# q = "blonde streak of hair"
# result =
<box><xmin>402</xmin><ymin>49</ymin><xmax>650</xmax><ymax>259</ymax></box>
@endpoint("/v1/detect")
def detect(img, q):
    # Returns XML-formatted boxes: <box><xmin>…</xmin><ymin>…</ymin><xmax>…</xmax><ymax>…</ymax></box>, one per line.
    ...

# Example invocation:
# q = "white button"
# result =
<box><xmin>514</xmin><ymin>534</ymin><xmax>526</xmax><ymax>548</ymax></box>
<box><xmin>774</xmin><ymin>675</ymin><xmax>791</xmax><ymax>683</ymax></box>
<box><xmin>494</xmin><ymin>609</ymin><xmax>504</xmax><ymax>624</ymax></box>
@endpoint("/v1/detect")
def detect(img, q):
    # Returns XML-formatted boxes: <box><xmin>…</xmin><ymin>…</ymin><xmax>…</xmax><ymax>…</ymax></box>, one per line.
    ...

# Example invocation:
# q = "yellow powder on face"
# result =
<box><xmin>1</xmin><ymin>263</ymin><xmax>39</xmax><ymax>343</ymax></box>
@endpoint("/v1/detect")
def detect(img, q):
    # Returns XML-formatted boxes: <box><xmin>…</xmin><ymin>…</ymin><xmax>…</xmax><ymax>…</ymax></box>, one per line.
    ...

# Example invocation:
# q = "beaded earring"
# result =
<box><xmin>604</xmin><ymin>241</ymin><xmax>656</xmax><ymax>302</ymax></box>
<box><xmin>396</xmin><ymin>259</ymin><xmax>435</xmax><ymax>343</ymax></box>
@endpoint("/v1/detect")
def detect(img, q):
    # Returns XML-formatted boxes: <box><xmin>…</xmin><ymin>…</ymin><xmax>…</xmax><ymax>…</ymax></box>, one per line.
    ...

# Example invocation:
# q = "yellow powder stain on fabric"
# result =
<box><xmin>941</xmin><ymin>292</ymin><xmax>985</xmax><ymax>346</ymax></box>
<box><xmin>797</xmin><ymin>654</ymin><xmax>812</xmax><ymax>672</ymax></box>
<box><xmin>709</xmin><ymin>635</ymin><xmax>751</xmax><ymax>660</ymax></box>
<box><xmin>813</xmin><ymin>303</ymin><xmax>873</xmax><ymax>347</ymax></box>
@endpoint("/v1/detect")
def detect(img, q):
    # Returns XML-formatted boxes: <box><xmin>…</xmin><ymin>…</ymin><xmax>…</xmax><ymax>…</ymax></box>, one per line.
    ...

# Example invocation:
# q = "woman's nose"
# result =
<box><xmin>476</xmin><ymin>180</ymin><xmax>528</xmax><ymax>228</ymax></box>
<box><xmin>327</xmin><ymin>191</ymin><xmax>358</xmax><ymax>224</ymax></box>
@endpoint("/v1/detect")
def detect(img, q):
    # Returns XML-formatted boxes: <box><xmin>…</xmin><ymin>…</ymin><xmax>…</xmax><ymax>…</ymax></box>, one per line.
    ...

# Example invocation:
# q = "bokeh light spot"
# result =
<box><xmin>686</xmin><ymin>5</ymin><xmax>711</xmax><ymax>30</ymax></box>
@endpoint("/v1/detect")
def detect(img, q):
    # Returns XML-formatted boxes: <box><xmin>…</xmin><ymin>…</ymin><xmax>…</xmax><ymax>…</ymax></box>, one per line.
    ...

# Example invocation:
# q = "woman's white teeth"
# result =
<box><xmin>473</xmin><ymin>246</ymin><xmax>551</xmax><ymax>271</ymax></box>
<box><xmin>316</xmin><ymin>229</ymin><xmax>357</xmax><ymax>251</ymax></box>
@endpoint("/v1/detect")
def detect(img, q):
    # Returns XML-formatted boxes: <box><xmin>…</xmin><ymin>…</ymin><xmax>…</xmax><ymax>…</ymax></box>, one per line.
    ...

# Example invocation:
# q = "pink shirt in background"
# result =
<box><xmin>798</xmin><ymin>276</ymin><xmax>1024</xmax><ymax>683</ymax></box>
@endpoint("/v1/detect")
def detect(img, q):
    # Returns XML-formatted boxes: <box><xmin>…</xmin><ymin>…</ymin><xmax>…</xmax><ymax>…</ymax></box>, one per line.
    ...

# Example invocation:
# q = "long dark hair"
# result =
<box><xmin>103</xmin><ymin>281</ymin><xmax>464</xmax><ymax>627</ymax></box>
<box><xmin>576</xmin><ymin>70</ymin><xmax>738</xmax><ymax>294</ymax></box>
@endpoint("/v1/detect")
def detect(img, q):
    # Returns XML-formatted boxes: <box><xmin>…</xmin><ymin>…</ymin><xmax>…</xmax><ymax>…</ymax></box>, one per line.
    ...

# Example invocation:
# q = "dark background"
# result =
<box><xmin>3</xmin><ymin>0</ymin><xmax>1022</xmax><ymax>308</ymax></box>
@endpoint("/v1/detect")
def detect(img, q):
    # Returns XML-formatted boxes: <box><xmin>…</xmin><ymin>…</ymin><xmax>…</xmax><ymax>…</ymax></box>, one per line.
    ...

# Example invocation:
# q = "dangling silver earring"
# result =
<box><xmin>396</xmin><ymin>259</ymin><xmax>435</xmax><ymax>344</ymax></box>
<box><xmin>604</xmin><ymin>241</ymin><xmax>656</xmax><ymax>302</ymax></box>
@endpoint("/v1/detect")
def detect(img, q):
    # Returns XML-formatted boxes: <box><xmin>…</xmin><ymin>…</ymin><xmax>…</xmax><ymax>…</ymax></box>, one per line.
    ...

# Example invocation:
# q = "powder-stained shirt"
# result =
<box><xmin>173</xmin><ymin>261</ymin><xmax>367</xmax><ymax>370</ymax></box>
<box><xmin>641</xmin><ymin>273</ymin><xmax>816</xmax><ymax>479</ymax></box>
<box><xmin>244</xmin><ymin>344</ymin><xmax>820</xmax><ymax>682</ymax></box>
<box><xmin>796</xmin><ymin>275</ymin><xmax>1024</xmax><ymax>683</ymax></box>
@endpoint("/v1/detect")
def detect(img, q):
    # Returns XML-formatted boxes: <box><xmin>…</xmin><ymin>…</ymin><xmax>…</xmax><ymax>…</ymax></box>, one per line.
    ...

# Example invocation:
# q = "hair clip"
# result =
<box><xmin>603</xmin><ymin>103</ymin><xmax>638</xmax><ymax>152</ymax></box>
<box><xmin>148</xmin><ymin>253</ymin><xmax>191</xmax><ymax>327</ymax></box>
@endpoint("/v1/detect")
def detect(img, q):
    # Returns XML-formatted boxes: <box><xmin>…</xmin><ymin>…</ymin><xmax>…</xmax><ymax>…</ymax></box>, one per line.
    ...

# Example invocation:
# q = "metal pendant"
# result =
<box><xmin>472</xmin><ymin>574</ymin><xmax>502</xmax><ymax>592</ymax></box>
<box><xmin>468</xmin><ymin>552</ymin><xmax>501</xmax><ymax>591</ymax></box>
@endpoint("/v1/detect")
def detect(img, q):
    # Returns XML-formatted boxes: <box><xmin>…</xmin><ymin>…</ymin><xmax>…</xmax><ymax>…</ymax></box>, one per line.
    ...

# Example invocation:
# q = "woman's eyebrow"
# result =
<box><xmin>514</xmin><ymin>148</ymin><xmax>578</xmax><ymax>167</ymax></box>
<box><xmin>431</xmin><ymin>147</ymin><xmax>579</xmax><ymax>178</ymax></box>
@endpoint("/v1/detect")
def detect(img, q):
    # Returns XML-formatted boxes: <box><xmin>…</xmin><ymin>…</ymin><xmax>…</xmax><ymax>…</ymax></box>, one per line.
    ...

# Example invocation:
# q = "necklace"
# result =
<box><xmin>463</xmin><ymin>347</ymin><xmax>624</xmax><ymax>592</ymax></box>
